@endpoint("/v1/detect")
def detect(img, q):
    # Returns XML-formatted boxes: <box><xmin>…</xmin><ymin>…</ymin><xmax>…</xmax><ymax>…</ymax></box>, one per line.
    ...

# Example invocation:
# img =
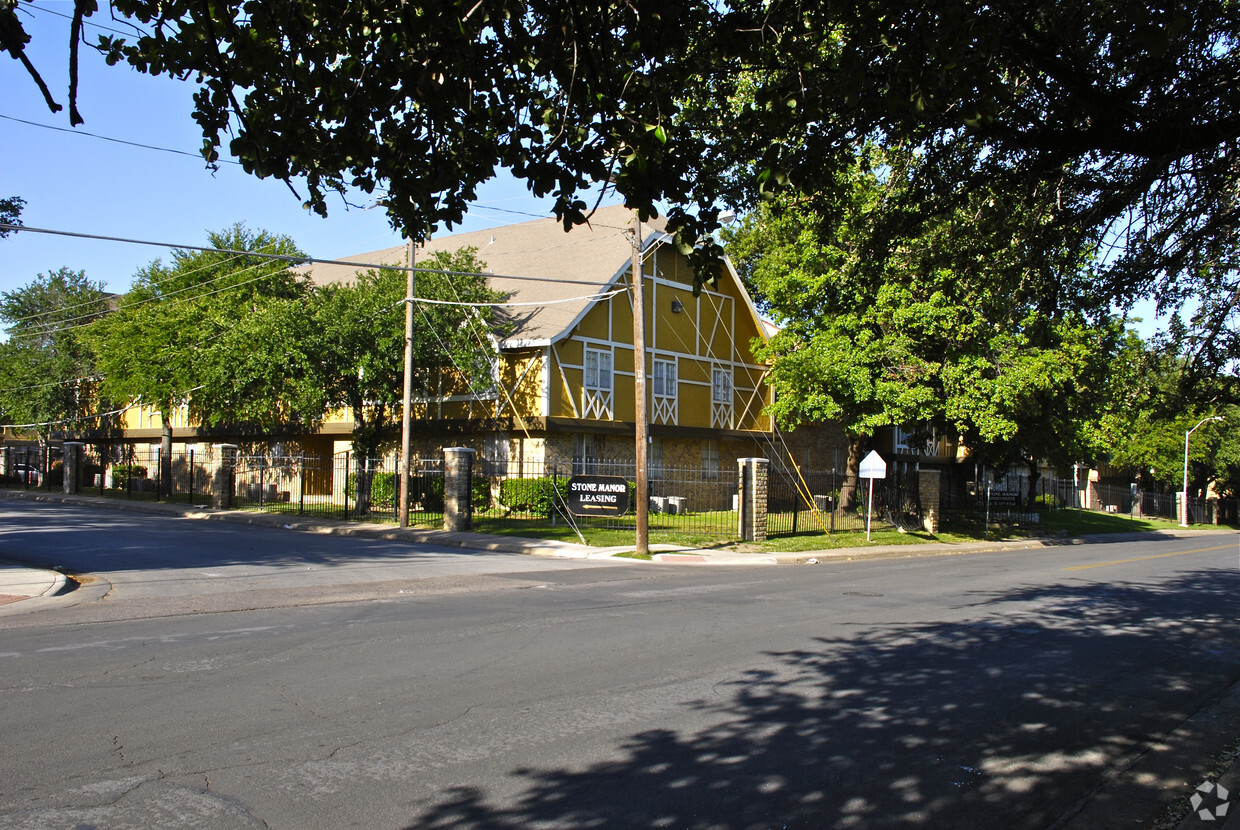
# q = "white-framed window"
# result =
<box><xmin>584</xmin><ymin>348</ymin><xmax>612</xmax><ymax>391</ymax></box>
<box><xmin>712</xmin><ymin>367</ymin><xmax>732</xmax><ymax>404</ymax></box>
<box><xmin>652</xmin><ymin>359</ymin><xmax>677</xmax><ymax>398</ymax></box>
<box><xmin>702</xmin><ymin>439</ymin><xmax>720</xmax><ymax>480</ymax></box>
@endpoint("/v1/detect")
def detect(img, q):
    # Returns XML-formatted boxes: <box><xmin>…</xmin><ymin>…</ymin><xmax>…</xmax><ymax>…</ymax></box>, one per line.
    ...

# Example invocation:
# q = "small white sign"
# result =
<box><xmin>858</xmin><ymin>450</ymin><xmax>887</xmax><ymax>480</ymax></box>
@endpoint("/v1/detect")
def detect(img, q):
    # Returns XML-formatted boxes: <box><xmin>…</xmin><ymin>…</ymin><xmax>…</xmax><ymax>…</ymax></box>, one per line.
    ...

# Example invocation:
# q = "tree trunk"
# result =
<box><xmin>838</xmin><ymin>434</ymin><xmax>868</xmax><ymax>512</ymax></box>
<box><xmin>353</xmin><ymin>451</ymin><xmax>373</xmax><ymax>516</ymax></box>
<box><xmin>1024</xmin><ymin>459</ymin><xmax>1041</xmax><ymax>510</ymax></box>
<box><xmin>160</xmin><ymin>417</ymin><xmax>174</xmax><ymax>497</ymax></box>
<box><xmin>351</xmin><ymin>415</ymin><xmax>375</xmax><ymax>516</ymax></box>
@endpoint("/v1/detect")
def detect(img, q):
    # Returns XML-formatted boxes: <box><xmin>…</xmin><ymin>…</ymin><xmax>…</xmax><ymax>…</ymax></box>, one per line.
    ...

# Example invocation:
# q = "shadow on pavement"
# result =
<box><xmin>407</xmin><ymin>568</ymin><xmax>1239</xmax><ymax>829</ymax></box>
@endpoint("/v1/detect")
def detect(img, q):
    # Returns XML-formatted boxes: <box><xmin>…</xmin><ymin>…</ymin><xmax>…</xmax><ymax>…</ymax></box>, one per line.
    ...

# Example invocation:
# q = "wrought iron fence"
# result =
<box><xmin>766</xmin><ymin>462</ymin><xmax>927</xmax><ymax>536</ymax></box>
<box><xmin>471</xmin><ymin>456</ymin><xmax>742</xmax><ymax>537</ymax></box>
<box><xmin>939</xmin><ymin>472</ymin><xmax>1235</xmax><ymax>529</ymax></box>
<box><xmin>1</xmin><ymin>445</ymin><xmax>61</xmax><ymax>491</ymax></box>
<box><xmin>6</xmin><ymin>442</ymin><xmax>1233</xmax><ymax>539</ymax></box>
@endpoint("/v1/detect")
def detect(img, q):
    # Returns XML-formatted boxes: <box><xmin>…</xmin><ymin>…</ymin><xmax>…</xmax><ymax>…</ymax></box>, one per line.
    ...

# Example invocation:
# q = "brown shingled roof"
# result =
<box><xmin>300</xmin><ymin>204</ymin><xmax>660</xmax><ymax>348</ymax></box>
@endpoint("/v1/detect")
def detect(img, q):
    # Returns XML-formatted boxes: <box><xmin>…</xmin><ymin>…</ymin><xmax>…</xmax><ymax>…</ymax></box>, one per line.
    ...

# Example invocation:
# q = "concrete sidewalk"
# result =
<box><xmin>0</xmin><ymin>559</ymin><xmax>66</xmax><ymax>606</ymax></box>
<box><xmin>1</xmin><ymin>488</ymin><xmax>1234</xmax><ymax>569</ymax></box>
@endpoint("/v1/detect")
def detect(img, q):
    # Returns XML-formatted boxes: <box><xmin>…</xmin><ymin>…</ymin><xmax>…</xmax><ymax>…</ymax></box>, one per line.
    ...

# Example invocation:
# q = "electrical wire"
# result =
<box><xmin>0</xmin><ymin>113</ymin><xmax>239</xmax><ymax>165</ymax></box>
<box><xmin>22</xmin><ymin>1</ymin><xmax>148</xmax><ymax>38</ymax></box>
<box><xmin>0</xmin><ymin>400</ymin><xmax>136</xmax><ymax>430</ymax></box>
<box><xmin>402</xmin><ymin>289</ymin><xmax>626</xmax><ymax>309</ymax></box>
<box><xmin>1</xmin><ymin>223</ymin><xmax>619</xmax><ymax>284</ymax></box>
<box><xmin>0</xmin><ymin>222</ymin><xmax>636</xmax><ymax>345</ymax></box>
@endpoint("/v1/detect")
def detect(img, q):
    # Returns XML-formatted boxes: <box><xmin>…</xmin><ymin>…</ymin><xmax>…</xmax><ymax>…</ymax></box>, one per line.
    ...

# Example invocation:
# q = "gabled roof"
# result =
<box><xmin>302</xmin><ymin>204</ymin><xmax>664</xmax><ymax>348</ymax></box>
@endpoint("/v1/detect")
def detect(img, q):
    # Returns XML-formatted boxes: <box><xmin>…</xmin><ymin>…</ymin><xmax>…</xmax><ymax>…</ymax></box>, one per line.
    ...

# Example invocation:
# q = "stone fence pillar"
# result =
<box><xmin>211</xmin><ymin>444</ymin><xmax>238</xmax><ymax>509</ymax></box>
<box><xmin>918</xmin><ymin>467</ymin><xmax>941</xmax><ymax>533</ymax></box>
<box><xmin>443</xmin><ymin>447</ymin><xmax>476</xmax><ymax>532</ymax></box>
<box><xmin>738</xmin><ymin>457</ymin><xmax>769</xmax><ymax>542</ymax></box>
<box><xmin>62</xmin><ymin>442</ymin><xmax>85</xmax><ymax>494</ymax></box>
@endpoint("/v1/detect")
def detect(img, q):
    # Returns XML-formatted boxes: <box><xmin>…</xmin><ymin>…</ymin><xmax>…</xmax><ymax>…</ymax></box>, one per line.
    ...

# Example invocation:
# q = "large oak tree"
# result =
<box><xmin>728</xmin><ymin>148</ymin><xmax>1125</xmax><ymax>506</ymax></box>
<box><xmin>83</xmin><ymin>225</ymin><xmax>306</xmax><ymax>492</ymax></box>
<box><xmin>0</xmin><ymin>267</ymin><xmax>110</xmax><ymax>448</ymax></box>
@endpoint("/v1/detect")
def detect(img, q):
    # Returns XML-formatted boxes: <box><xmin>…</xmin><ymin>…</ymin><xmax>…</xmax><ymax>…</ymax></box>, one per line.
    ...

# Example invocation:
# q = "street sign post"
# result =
<box><xmin>858</xmin><ymin>450</ymin><xmax>887</xmax><ymax>542</ymax></box>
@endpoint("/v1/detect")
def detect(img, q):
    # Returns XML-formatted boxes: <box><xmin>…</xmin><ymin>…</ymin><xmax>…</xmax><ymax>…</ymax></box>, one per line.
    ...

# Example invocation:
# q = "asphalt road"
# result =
<box><xmin>0</xmin><ymin>501</ymin><xmax>1236</xmax><ymax>829</ymax></box>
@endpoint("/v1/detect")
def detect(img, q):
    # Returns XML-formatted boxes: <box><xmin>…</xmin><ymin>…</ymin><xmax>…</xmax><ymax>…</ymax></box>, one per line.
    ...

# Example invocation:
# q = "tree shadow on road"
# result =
<box><xmin>407</xmin><ymin>567</ymin><xmax>1240</xmax><ymax>829</ymax></box>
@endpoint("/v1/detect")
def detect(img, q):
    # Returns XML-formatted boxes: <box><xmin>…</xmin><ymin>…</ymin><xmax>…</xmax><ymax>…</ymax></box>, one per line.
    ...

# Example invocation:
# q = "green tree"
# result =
<box><xmin>1098</xmin><ymin>340</ymin><xmax>1230</xmax><ymax>499</ymax></box>
<box><xmin>728</xmin><ymin>153</ymin><xmax>1124</xmax><ymax>507</ymax></box>
<box><xmin>1209</xmin><ymin>407</ymin><xmax>1240</xmax><ymax>499</ymax></box>
<box><xmin>0</xmin><ymin>267</ymin><xmax>110</xmax><ymax>446</ymax></box>
<box><xmin>195</xmin><ymin>246</ymin><xmax>504</xmax><ymax>514</ymax></box>
<box><xmin>306</xmin><ymin>248</ymin><xmax>504</xmax><ymax>514</ymax></box>
<box><xmin>0</xmin><ymin>196</ymin><xmax>23</xmax><ymax>237</ymax></box>
<box><xmin>83</xmin><ymin>225</ymin><xmax>306</xmax><ymax>492</ymax></box>
<box><xmin>941</xmin><ymin>314</ymin><xmax>1125</xmax><ymax>503</ymax></box>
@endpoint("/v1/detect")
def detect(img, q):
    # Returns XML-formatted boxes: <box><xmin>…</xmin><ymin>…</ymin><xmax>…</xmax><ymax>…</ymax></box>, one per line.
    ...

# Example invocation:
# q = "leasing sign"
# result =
<box><xmin>566</xmin><ymin>475</ymin><xmax>630</xmax><ymax>517</ymax></box>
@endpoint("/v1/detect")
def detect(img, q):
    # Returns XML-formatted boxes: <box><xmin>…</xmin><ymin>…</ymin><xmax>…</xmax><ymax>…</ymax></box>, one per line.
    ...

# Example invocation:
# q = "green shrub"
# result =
<box><xmin>111</xmin><ymin>464</ymin><xmax>148</xmax><ymax>486</ymax></box>
<box><xmin>1034</xmin><ymin>493</ymin><xmax>1060</xmax><ymax>509</ymax></box>
<box><xmin>500</xmin><ymin>476</ymin><xmax>568</xmax><ymax>514</ymax></box>
<box><xmin>409</xmin><ymin>475</ymin><xmax>445</xmax><ymax>512</ymax></box>
<box><xmin>472</xmin><ymin>477</ymin><xmax>492</xmax><ymax>511</ymax></box>
<box><xmin>346</xmin><ymin>471</ymin><xmax>398</xmax><ymax>506</ymax></box>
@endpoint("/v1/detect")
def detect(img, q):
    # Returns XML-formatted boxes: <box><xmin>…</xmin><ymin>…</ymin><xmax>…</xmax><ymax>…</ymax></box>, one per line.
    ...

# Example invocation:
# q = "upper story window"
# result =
<box><xmin>712</xmin><ymin>367</ymin><xmax>733</xmax><ymax>404</ymax></box>
<box><xmin>652</xmin><ymin>359</ymin><xmax>677</xmax><ymax>398</ymax></box>
<box><xmin>584</xmin><ymin>348</ymin><xmax>612</xmax><ymax>391</ymax></box>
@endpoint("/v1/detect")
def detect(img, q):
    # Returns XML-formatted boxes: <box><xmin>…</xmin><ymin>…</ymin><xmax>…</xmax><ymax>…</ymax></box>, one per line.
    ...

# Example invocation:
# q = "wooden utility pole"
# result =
<box><xmin>630</xmin><ymin>210</ymin><xmax>650</xmax><ymax>555</ymax></box>
<box><xmin>398</xmin><ymin>240</ymin><xmax>415</xmax><ymax>528</ymax></box>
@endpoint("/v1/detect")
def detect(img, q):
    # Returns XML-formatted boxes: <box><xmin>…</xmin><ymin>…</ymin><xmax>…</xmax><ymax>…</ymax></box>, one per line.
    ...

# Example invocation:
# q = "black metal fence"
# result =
<box><xmin>4</xmin><ymin>444</ymin><xmax>1233</xmax><ymax>538</ymax></box>
<box><xmin>470</xmin><ymin>456</ymin><xmax>742</xmax><ymax>537</ymax></box>
<box><xmin>229</xmin><ymin>452</ymin><xmax>453</xmax><ymax>525</ymax></box>
<box><xmin>940</xmin><ymin>471</ymin><xmax>1235</xmax><ymax>528</ymax></box>
<box><xmin>0</xmin><ymin>445</ymin><xmax>63</xmax><ymax>492</ymax></box>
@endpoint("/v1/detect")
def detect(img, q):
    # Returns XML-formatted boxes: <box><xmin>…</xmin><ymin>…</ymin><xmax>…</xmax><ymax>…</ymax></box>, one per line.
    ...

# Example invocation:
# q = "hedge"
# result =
<box><xmin>346</xmin><ymin>471</ymin><xmax>398</xmax><ymax>507</ymax></box>
<box><xmin>499</xmin><ymin>476</ymin><xmax>569</xmax><ymax>514</ymax></box>
<box><xmin>111</xmin><ymin>464</ymin><xmax>148</xmax><ymax>485</ymax></box>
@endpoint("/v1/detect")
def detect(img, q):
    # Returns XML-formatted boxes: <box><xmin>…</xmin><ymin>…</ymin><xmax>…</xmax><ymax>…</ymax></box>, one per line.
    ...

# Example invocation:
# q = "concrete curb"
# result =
<box><xmin>0</xmin><ymin>558</ymin><xmax>68</xmax><ymax>617</ymax></box>
<box><xmin>1</xmin><ymin>488</ymin><xmax>1233</xmax><ymax>567</ymax></box>
<box><xmin>0</xmin><ymin>489</ymin><xmax>605</xmax><ymax>558</ymax></box>
<box><xmin>0</xmin><ymin>559</ymin><xmax>66</xmax><ymax>599</ymax></box>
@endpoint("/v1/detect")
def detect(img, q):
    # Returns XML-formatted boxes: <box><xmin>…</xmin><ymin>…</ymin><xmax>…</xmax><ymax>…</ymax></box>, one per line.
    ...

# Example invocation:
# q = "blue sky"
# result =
<box><xmin>1</xmin><ymin>2</ymin><xmax>583</xmax><ymax>299</ymax></box>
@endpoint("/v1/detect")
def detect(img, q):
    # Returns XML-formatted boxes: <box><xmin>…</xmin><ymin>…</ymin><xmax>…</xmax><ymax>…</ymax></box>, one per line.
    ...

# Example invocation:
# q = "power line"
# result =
<box><xmin>404</xmin><ymin>289</ymin><xmax>626</xmax><ymax>309</ymax></box>
<box><xmin>0</xmin><ymin>114</ymin><xmax>640</xmax><ymax>233</ymax></box>
<box><xmin>0</xmin><ymin>223</ymin><xmax>611</xmax><ymax>286</ymax></box>
<box><xmin>23</xmin><ymin>1</ymin><xmax>147</xmax><ymax>38</ymax></box>
<box><xmin>3</xmin><ymin>253</ymin><xmax>291</xmax><ymax>343</ymax></box>
<box><xmin>0</xmin><ymin>113</ymin><xmax>239</xmax><ymax>165</ymax></box>
<box><xmin>0</xmin><ymin>400</ymin><xmax>136</xmax><ymax>431</ymax></box>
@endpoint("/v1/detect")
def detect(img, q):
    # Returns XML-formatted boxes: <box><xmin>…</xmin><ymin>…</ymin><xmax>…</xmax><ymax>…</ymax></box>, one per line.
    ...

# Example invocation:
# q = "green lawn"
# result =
<box><xmin>8</xmin><ymin>483</ymin><xmax>1226</xmax><ymax>552</ymax></box>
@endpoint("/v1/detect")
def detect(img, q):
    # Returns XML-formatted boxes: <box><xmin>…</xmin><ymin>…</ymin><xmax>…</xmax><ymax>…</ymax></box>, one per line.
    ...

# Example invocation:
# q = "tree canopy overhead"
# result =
<box><xmin>5</xmin><ymin>0</ymin><xmax>1238</xmax><ymax>361</ymax></box>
